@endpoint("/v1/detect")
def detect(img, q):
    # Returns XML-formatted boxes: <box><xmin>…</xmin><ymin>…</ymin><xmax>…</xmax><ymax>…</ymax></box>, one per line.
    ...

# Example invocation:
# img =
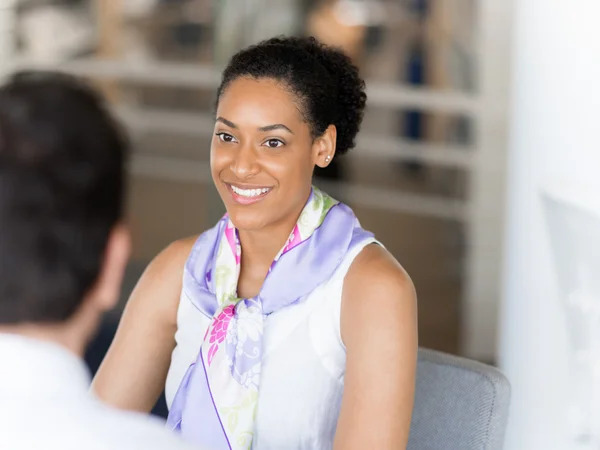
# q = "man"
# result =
<box><xmin>0</xmin><ymin>71</ymin><xmax>195</xmax><ymax>450</ymax></box>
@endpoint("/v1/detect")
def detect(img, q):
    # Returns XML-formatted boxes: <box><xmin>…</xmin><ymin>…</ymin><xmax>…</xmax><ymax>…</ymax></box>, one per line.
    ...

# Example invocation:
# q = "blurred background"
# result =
<box><xmin>1</xmin><ymin>0</ymin><xmax>508</xmax><ymax>431</ymax></box>
<box><xmin>2</xmin><ymin>0</ymin><xmax>499</xmax><ymax>356</ymax></box>
<box><xmin>2</xmin><ymin>1</ymin><xmax>600</xmax><ymax>449</ymax></box>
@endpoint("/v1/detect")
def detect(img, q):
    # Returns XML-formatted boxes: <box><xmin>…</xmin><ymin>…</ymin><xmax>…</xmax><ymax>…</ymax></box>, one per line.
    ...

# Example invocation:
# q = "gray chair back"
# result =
<box><xmin>407</xmin><ymin>348</ymin><xmax>511</xmax><ymax>450</ymax></box>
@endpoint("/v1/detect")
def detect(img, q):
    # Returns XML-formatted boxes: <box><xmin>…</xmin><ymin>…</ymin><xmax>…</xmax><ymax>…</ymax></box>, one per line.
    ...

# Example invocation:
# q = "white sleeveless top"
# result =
<box><xmin>165</xmin><ymin>237</ymin><xmax>378</xmax><ymax>449</ymax></box>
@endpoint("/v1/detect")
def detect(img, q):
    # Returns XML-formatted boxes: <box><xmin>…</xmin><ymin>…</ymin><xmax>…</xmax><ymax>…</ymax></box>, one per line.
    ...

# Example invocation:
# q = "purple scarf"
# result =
<box><xmin>167</xmin><ymin>188</ymin><xmax>373</xmax><ymax>449</ymax></box>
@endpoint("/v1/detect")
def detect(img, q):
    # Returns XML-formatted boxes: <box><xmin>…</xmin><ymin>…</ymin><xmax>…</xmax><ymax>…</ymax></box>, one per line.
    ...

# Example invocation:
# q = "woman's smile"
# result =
<box><xmin>226</xmin><ymin>183</ymin><xmax>273</xmax><ymax>205</ymax></box>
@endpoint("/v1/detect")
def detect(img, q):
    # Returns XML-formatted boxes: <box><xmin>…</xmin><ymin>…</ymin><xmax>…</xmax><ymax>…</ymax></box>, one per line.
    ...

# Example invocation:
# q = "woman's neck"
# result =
<box><xmin>237</xmin><ymin>190</ymin><xmax>311</xmax><ymax>269</ymax></box>
<box><xmin>237</xmin><ymin>219</ymin><xmax>295</xmax><ymax>269</ymax></box>
<box><xmin>234</xmin><ymin>189</ymin><xmax>311</xmax><ymax>298</ymax></box>
<box><xmin>235</xmin><ymin>218</ymin><xmax>298</xmax><ymax>299</ymax></box>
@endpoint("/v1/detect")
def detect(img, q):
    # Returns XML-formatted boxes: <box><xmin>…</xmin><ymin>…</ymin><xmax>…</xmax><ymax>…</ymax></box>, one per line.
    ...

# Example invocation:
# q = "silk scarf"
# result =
<box><xmin>167</xmin><ymin>187</ymin><xmax>373</xmax><ymax>449</ymax></box>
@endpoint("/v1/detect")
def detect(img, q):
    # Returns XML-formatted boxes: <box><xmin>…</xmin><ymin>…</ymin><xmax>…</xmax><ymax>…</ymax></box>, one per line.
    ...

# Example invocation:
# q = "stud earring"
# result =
<box><xmin>325</xmin><ymin>155</ymin><xmax>331</xmax><ymax>163</ymax></box>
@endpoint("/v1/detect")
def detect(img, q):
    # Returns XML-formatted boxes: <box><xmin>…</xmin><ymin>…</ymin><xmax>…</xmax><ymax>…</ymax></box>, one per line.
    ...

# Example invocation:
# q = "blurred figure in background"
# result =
<box><xmin>0</xmin><ymin>72</ymin><xmax>195</xmax><ymax>450</ymax></box>
<box><xmin>93</xmin><ymin>36</ymin><xmax>417</xmax><ymax>450</ymax></box>
<box><xmin>306</xmin><ymin>0</ymin><xmax>367</xmax><ymax>65</ymax></box>
<box><xmin>305</xmin><ymin>0</ymin><xmax>367</xmax><ymax>184</ymax></box>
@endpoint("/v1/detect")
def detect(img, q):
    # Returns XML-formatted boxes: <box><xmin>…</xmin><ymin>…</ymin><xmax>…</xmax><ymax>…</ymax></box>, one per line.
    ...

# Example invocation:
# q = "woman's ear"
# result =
<box><xmin>313</xmin><ymin>124</ymin><xmax>337</xmax><ymax>168</ymax></box>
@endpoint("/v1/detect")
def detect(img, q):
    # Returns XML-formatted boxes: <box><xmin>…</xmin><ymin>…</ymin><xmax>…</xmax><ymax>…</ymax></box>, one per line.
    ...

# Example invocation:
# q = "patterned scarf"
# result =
<box><xmin>167</xmin><ymin>187</ymin><xmax>373</xmax><ymax>449</ymax></box>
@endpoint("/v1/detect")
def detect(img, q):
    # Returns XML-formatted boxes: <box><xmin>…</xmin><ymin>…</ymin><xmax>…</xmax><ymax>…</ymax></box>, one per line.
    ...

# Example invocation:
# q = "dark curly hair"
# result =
<box><xmin>216</xmin><ymin>36</ymin><xmax>367</xmax><ymax>156</ymax></box>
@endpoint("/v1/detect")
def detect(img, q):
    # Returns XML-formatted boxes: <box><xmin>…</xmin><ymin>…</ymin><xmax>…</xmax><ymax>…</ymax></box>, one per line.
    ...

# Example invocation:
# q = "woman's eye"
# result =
<box><xmin>264</xmin><ymin>139</ymin><xmax>284</xmax><ymax>148</ymax></box>
<box><xmin>216</xmin><ymin>132</ymin><xmax>236</xmax><ymax>143</ymax></box>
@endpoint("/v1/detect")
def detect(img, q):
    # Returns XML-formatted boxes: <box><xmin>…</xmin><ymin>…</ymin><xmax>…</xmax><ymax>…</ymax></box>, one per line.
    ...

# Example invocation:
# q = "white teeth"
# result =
<box><xmin>231</xmin><ymin>185</ymin><xmax>270</xmax><ymax>197</ymax></box>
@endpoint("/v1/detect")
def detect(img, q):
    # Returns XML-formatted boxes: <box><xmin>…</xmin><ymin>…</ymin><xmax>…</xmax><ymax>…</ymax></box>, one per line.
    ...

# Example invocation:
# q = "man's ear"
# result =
<box><xmin>313</xmin><ymin>124</ymin><xmax>337</xmax><ymax>168</ymax></box>
<box><xmin>85</xmin><ymin>224</ymin><xmax>131</xmax><ymax>313</ymax></box>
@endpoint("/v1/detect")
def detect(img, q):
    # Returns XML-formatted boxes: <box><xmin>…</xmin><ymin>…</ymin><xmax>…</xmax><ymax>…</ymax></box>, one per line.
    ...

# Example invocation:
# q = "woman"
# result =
<box><xmin>93</xmin><ymin>36</ymin><xmax>418</xmax><ymax>450</ymax></box>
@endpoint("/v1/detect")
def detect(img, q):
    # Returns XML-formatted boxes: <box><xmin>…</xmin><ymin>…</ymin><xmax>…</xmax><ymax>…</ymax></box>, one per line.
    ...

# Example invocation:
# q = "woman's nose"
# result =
<box><xmin>229</xmin><ymin>142</ymin><xmax>260</xmax><ymax>180</ymax></box>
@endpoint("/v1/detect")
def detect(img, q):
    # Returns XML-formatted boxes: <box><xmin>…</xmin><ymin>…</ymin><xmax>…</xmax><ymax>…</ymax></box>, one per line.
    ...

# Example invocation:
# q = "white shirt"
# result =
<box><xmin>0</xmin><ymin>333</ymin><xmax>197</xmax><ymax>450</ymax></box>
<box><xmin>166</xmin><ymin>237</ymin><xmax>378</xmax><ymax>449</ymax></box>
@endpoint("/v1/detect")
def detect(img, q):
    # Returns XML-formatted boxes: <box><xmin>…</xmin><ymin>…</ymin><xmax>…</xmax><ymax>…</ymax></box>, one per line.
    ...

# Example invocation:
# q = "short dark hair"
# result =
<box><xmin>217</xmin><ymin>36</ymin><xmax>367</xmax><ymax>156</ymax></box>
<box><xmin>0</xmin><ymin>71</ymin><xmax>128</xmax><ymax>324</ymax></box>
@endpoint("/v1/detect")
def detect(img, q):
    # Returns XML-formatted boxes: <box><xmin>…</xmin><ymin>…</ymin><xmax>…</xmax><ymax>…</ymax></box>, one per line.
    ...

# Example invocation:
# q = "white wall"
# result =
<box><xmin>499</xmin><ymin>0</ymin><xmax>600</xmax><ymax>448</ymax></box>
<box><xmin>462</xmin><ymin>0</ymin><xmax>513</xmax><ymax>361</ymax></box>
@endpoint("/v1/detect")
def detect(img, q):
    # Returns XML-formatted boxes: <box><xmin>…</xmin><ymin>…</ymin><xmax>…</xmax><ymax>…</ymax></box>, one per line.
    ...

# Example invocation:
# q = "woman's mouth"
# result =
<box><xmin>227</xmin><ymin>184</ymin><xmax>272</xmax><ymax>205</ymax></box>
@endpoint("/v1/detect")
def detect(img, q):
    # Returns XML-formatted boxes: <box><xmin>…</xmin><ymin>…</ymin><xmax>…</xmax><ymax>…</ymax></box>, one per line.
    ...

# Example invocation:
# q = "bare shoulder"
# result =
<box><xmin>126</xmin><ymin>234</ymin><xmax>200</xmax><ymax>317</ymax></box>
<box><xmin>145</xmin><ymin>235</ymin><xmax>199</xmax><ymax>277</ymax></box>
<box><xmin>341</xmin><ymin>244</ymin><xmax>418</xmax><ymax>344</ymax></box>
<box><xmin>343</xmin><ymin>244</ymin><xmax>417</xmax><ymax>313</ymax></box>
<box><xmin>336</xmin><ymin>244</ymin><xmax>418</xmax><ymax>448</ymax></box>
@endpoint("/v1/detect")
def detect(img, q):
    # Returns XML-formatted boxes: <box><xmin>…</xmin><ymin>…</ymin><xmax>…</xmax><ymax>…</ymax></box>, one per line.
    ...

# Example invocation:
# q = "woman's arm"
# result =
<box><xmin>91</xmin><ymin>236</ymin><xmax>197</xmax><ymax>413</ymax></box>
<box><xmin>335</xmin><ymin>244</ymin><xmax>418</xmax><ymax>450</ymax></box>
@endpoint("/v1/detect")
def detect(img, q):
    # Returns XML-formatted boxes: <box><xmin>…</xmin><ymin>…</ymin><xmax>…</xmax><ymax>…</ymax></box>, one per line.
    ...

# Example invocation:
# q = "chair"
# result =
<box><xmin>408</xmin><ymin>348</ymin><xmax>511</xmax><ymax>450</ymax></box>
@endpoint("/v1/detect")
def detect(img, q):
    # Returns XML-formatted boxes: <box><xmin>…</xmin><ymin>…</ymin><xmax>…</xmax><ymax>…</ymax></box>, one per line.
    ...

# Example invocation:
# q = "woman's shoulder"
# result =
<box><xmin>345</xmin><ymin>244</ymin><xmax>414</xmax><ymax>293</ymax></box>
<box><xmin>130</xmin><ymin>235</ymin><xmax>201</xmax><ymax>311</ymax></box>
<box><xmin>147</xmin><ymin>235</ymin><xmax>200</xmax><ymax>278</ymax></box>
<box><xmin>340</xmin><ymin>244</ymin><xmax>417</xmax><ymax>344</ymax></box>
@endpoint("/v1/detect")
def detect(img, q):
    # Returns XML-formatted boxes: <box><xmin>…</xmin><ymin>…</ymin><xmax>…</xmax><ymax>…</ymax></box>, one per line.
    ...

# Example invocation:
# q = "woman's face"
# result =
<box><xmin>211</xmin><ymin>77</ymin><xmax>333</xmax><ymax>231</ymax></box>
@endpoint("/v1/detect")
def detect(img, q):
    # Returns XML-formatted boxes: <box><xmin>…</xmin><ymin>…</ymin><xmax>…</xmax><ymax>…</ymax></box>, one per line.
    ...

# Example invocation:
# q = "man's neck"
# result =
<box><xmin>0</xmin><ymin>322</ymin><xmax>86</xmax><ymax>357</ymax></box>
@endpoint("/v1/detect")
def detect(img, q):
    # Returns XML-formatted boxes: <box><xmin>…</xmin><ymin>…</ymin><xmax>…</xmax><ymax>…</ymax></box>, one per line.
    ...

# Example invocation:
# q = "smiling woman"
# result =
<box><xmin>92</xmin><ymin>36</ymin><xmax>418</xmax><ymax>450</ymax></box>
<box><xmin>211</xmin><ymin>76</ymin><xmax>320</xmax><ymax>231</ymax></box>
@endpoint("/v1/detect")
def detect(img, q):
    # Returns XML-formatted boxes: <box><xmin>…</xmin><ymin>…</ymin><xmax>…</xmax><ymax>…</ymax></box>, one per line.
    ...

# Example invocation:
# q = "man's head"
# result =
<box><xmin>0</xmin><ymin>71</ymin><xmax>130</xmax><ymax>343</ymax></box>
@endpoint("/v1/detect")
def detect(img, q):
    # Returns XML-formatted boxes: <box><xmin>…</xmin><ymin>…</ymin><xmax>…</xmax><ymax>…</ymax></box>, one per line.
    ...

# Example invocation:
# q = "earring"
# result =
<box><xmin>325</xmin><ymin>155</ymin><xmax>331</xmax><ymax>163</ymax></box>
